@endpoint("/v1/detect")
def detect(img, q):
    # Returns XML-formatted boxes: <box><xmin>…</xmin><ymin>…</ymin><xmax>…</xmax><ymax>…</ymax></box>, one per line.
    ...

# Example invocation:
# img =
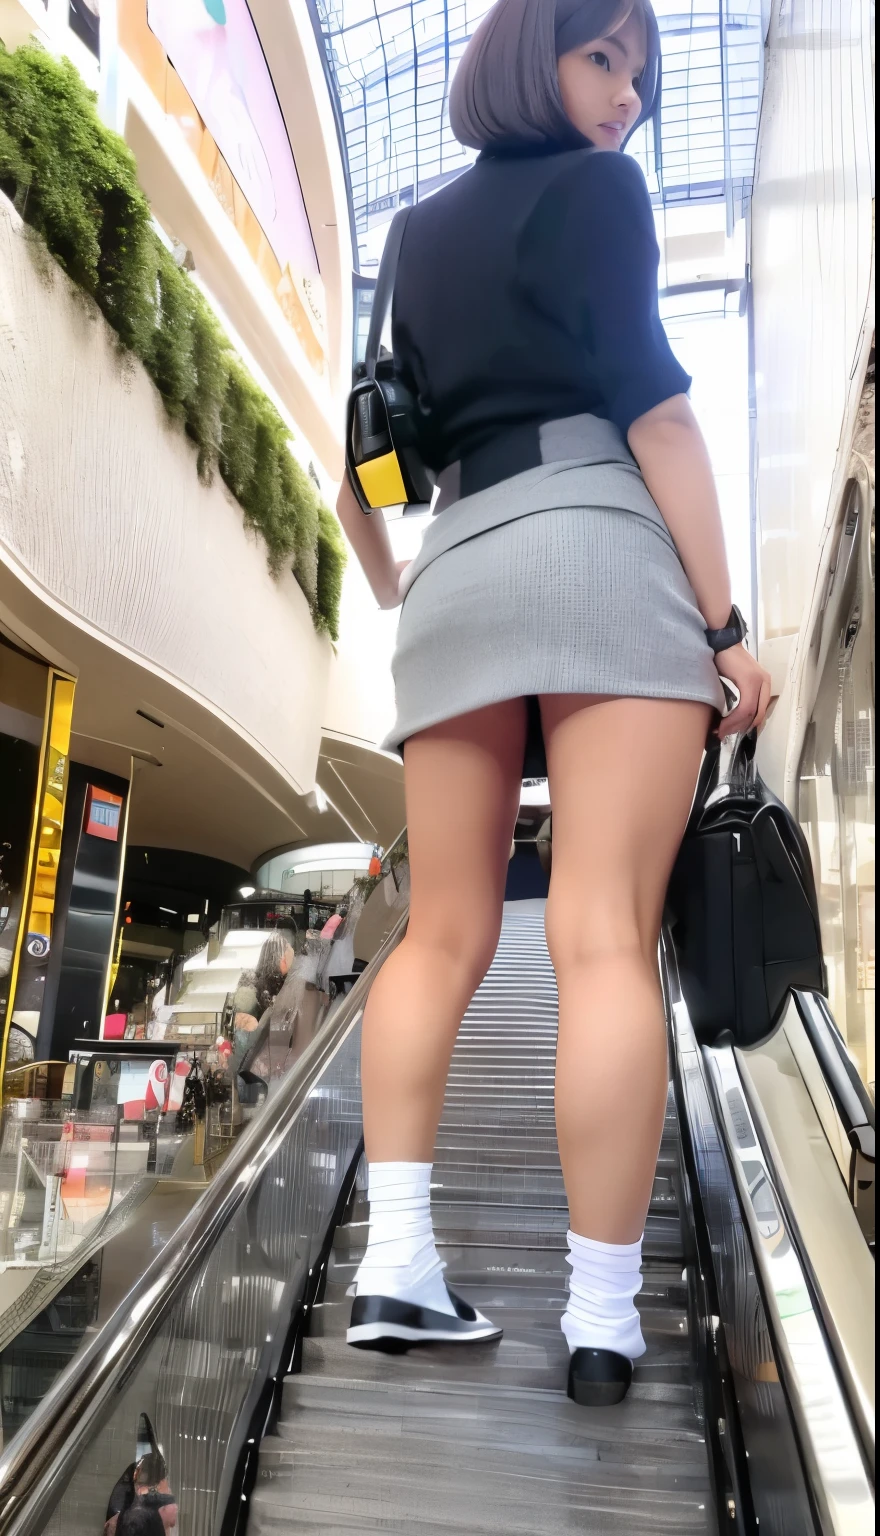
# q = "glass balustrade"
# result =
<box><xmin>0</xmin><ymin>833</ymin><xmax>409</xmax><ymax>1450</ymax></box>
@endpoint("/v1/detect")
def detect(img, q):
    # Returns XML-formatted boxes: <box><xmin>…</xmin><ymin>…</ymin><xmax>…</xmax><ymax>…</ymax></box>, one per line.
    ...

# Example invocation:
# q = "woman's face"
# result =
<box><xmin>557</xmin><ymin>11</ymin><xmax>647</xmax><ymax>150</ymax></box>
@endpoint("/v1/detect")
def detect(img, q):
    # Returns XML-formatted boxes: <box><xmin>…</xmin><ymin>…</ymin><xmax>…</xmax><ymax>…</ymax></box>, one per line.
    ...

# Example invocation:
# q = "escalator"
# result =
<box><xmin>251</xmin><ymin>910</ymin><xmax>711</xmax><ymax>1533</ymax></box>
<box><xmin>0</xmin><ymin>882</ymin><xmax>873</xmax><ymax>1535</ymax></box>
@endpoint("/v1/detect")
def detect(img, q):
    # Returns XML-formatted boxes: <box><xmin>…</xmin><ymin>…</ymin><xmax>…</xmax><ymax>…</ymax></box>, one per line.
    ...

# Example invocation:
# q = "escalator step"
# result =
<box><xmin>248</xmin><ymin>908</ymin><xmax>710</xmax><ymax>1533</ymax></box>
<box><xmin>333</xmin><ymin>1209</ymin><xmax>683</xmax><ymax>1258</ymax></box>
<box><xmin>249</xmin><ymin>1426</ymin><xmax>711</xmax><ymax>1533</ymax></box>
<box><xmin>298</xmin><ymin>1322</ymin><xmax>691</xmax><ymax>1394</ymax></box>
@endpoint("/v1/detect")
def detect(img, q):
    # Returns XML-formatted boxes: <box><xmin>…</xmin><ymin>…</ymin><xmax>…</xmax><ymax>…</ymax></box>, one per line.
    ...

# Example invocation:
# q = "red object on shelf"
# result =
<box><xmin>103</xmin><ymin>1013</ymin><xmax>126</xmax><ymax>1039</ymax></box>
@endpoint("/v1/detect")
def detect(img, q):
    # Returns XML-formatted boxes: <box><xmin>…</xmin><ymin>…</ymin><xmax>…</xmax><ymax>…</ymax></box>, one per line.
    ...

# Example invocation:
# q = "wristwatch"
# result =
<box><xmin>705</xmin><ymin>604</ymin><xmax>748</xmax><ymax>654</ymax></box>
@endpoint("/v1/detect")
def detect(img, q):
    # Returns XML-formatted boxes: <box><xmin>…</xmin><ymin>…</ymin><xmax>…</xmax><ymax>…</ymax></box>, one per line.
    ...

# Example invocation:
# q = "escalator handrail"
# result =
<box><xmin>703</xmin><ymin>1036</ymin><xmax>875</xmax><ymax>1518</ymax></box>
<box><xmin>664</xmin><ymin>935</ymin><xmax>874</xmax><ymax>1528</ymax></box>
<box><xmin>0</xmin><ymin>910</ymin><xmax>408</xmax><ymax>1532</ymax></box>
<box><xmin>792</xmin><ymin>988</ymin><xmax>875</xmax><ymax>1158</ymax></box>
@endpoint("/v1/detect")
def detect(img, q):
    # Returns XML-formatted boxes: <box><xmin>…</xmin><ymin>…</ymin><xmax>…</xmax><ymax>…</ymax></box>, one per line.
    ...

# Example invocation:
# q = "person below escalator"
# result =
<box><xmin>336</xmin><ymin>0</ymin><xmax>770</xmax><ymax>1406</ymax></box>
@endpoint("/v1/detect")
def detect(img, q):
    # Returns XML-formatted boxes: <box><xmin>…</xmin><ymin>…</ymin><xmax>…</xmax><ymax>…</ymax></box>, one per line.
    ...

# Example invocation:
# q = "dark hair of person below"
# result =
<box><xmin>116</xmin><ymin>1505</ymin><xmax>166</xmax><ymax>1536</ymax></box>
<box><xmin>449</xmin><ymin>0</ymin><xmax>660</xmax><ymax>151</ymax></box>
<box><xmin>134</xmin><ymin>1451</ymin><xmax>167</xmax><ymax>1486</ymax></box>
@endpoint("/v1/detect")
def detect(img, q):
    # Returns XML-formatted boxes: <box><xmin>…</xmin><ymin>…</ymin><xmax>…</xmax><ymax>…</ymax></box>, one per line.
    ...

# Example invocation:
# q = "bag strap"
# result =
<box><xmin>687</xmin><ymin>725</ymin><xmax>760</xmax><ymax>830</ymax></box>
<box><xmin>364</xmin><ymin>206</ymin><xmax>412</xmax><ymax>381</ymax></box>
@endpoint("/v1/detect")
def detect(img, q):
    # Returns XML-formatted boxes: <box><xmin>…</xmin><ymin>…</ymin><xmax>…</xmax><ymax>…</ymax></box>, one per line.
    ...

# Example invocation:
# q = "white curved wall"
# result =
<box><xmin>752</xmin><ymin>0</ymin><xmax>874</xmax><ymax>647</ymax></box>
<box><xmin>0</xmin><ymin>193</ymin><xmax>330</xmax><ymax>794</ymax></box>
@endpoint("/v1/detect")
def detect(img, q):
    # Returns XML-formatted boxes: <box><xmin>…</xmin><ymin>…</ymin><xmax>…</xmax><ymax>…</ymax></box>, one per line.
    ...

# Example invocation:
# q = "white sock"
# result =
<box><xmin>560</xmin><ymin>1229</ymin><xmax>647</xmax><ymax>1359</ymax></box>
<box><xmin>354</xmin><ymin>1161</ymin><xmax>456</xmax><ymax>1316</ymax></box>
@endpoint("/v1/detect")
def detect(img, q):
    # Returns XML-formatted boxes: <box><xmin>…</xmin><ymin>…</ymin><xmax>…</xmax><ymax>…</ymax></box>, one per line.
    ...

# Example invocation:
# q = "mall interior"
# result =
<box><xmin>0</xmin><ymin>0</ymin><xmax>874</xmax><ymax>1531</ymax></box>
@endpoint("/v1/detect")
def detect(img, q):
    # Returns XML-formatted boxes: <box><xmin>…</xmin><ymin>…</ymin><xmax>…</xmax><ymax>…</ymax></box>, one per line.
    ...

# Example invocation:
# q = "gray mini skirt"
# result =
<box><xmin>382</xmin><ymin>420</ymin><xmax>725</xmax><ymax>757</ymax></box>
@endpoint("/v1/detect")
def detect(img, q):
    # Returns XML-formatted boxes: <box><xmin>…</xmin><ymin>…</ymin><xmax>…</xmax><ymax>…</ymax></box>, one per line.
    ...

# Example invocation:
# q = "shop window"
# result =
<box><xmin>281</xmin><ymin>868</ymin><xmax>359</xmax><ymax>900</ymax></box>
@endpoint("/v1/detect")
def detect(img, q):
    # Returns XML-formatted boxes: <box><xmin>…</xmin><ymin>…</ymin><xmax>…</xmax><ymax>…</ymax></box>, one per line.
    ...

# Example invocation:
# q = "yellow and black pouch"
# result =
<box><xmin>345</xmin><ymin>208</ymin><xmax>434</xmax><ymax>515</ymax></box>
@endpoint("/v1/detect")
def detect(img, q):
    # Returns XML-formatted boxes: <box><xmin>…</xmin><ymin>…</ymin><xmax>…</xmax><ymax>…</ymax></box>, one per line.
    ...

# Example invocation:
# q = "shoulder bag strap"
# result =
<box><xmin>364</xmin><ymin>206</ymin><xmax>412</xmax><ymax>381</ymax></box>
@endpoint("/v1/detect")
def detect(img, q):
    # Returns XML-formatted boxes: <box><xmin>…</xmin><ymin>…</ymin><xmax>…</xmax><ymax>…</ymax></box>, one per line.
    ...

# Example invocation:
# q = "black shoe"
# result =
<box><xmin>347</xmin><ymin>1289</ymin><xmax>502</xmax><ymax>1351</ymax></box>
<box><xmin>567</xmin><ymin>1347</ymin><xmax>633</xmax><ymax>1406</ymax></box>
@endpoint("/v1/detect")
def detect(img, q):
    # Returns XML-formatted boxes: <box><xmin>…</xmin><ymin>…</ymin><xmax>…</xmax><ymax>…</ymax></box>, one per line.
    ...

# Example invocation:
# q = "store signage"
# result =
<box><xmin>84</xmin><ymin>785</ymin><xmax>124</xmax><ymax>841</ymax></box>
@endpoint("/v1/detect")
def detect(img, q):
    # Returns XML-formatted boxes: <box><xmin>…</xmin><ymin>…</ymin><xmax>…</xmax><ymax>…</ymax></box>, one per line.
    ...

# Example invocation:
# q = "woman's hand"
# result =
<box><xmin>714</xmin><ymin>644</ymin><xmax>772</xmax><ymax>738</ymax></box>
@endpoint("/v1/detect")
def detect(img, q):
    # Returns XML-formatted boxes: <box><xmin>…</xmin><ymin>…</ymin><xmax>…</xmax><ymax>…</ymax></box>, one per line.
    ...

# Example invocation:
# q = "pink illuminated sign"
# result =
<box><xmin>147</xmin><ymin>0</ymin><xmax>317</xmax><ymax>276</ymax></box>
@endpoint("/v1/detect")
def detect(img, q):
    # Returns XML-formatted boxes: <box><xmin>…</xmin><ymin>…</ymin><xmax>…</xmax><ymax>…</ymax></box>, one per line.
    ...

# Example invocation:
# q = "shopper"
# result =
<box><xmin>104</xmin><ymin>1451</ymin><xmax>177</xmax><ymax>1536</ymax></box>
<box><xmin>115</xmin><ymin>1509</ymin><xmax>166</xmax><ymax>1536</ymax></box>
<box><xmin>336</xmin><ymin>0</ymin><xmax>770</xmax><ymax>1405</ymax></box>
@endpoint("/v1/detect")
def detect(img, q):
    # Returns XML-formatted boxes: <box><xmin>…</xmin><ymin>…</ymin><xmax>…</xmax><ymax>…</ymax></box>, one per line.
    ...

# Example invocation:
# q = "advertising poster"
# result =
<box><xmin>147</xmin><ymin>0</ymin><xmax>317</xmax><ymax>276</ymax></box>
<box><xmin>0</xmin><ymin>653</ymin><xmax>48</xmax><ymax>1063</ymax></box>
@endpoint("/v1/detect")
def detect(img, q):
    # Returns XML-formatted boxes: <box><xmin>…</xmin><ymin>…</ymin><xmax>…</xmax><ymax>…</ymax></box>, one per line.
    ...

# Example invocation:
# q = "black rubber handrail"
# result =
<box><xmin>792</xmin><ymin>989</ymin><xmax>875</xmax><ymax>1162</ymax></box>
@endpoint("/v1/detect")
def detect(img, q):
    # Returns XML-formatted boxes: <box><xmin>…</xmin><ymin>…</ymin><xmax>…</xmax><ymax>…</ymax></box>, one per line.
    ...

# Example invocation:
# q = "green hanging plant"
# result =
<box><xmin>0</xmin><ymin>40</ymin><xmax>345</xmax><ymax>638</ymax></box>
<box><xmin>316</xmin><ymin>504</ymin><xmax>346</xmax><ymax>642</ymax></box>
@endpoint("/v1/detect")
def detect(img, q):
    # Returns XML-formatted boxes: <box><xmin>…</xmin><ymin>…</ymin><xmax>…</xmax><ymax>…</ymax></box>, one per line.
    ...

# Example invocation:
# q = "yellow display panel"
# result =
<box><xmin>25</xmin><ymin>675</ymin><xmax>75</xmax><ymax>951</ymax></box>
<box><xmin>0</xmin><ymin>670</ymin><xmax>76</xmax><ymax>1103</ymax></box>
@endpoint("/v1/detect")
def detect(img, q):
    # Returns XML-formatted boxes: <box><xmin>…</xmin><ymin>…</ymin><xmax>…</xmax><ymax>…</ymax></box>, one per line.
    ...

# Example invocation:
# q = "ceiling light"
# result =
<box><xmin>239</xmin><ymin>885</ymin><xmax>256</xmax><ymax>899</ymax></box>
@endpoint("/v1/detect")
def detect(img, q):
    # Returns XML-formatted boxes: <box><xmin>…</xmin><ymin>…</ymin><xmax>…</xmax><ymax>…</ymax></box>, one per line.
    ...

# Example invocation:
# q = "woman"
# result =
<box><xmin>336</xmin><ymin>0</ymin><xmax>770</xmax><ymax>1405</ymax></box>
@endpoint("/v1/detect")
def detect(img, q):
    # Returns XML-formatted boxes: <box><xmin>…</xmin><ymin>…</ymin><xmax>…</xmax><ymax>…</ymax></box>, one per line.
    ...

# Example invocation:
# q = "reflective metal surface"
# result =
<box><xmin>733</xmin><ymin>1003</ymin><xmax>875</xmax><ymax>1480</ymax></box>
<box><xmin>665</xmin><ymin>937</ymin><xmax>818</xmax><ymax>1534</ymax></box>
<box><xmin>705</xmin><ymin>1040</ymin><xmax>874</xmax><ymax>1533</ymax></box>
<box><xmin>790</xmin><ymin>989</ymin><xmax>875</xmax><ymax>1243</ymax></box>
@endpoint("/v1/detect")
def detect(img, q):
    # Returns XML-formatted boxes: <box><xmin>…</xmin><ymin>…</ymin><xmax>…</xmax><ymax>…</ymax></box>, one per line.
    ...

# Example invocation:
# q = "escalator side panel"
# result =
<box><xmin>31</xmin><ymin>1024</ymin><xmax>364</xmax><ymax>1536</ymax></box>
<box><xmin>670</xmin><ymin>997</ymin><xmax>819</xmax><ymax>1535</ymax></box>
<box><xmin>706</xmin><ymin>1041</ymin><xmax>874</xmax><ymax>1535</ymax></box>
<box><xmin>735</xmin><ymin>1010</ymin><xmax>874</xmax><ymax>1468</ymax></box>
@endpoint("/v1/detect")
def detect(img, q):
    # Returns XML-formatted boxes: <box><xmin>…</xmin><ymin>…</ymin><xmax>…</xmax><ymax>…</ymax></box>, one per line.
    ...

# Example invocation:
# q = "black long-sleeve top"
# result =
<box><xmin>391</xmin><ymin>143</ymin><xmax>690</xmax><ymax>499</ymax></box>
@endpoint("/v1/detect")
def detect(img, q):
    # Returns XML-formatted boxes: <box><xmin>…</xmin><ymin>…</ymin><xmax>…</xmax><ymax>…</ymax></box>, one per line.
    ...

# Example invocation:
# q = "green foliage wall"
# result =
<box><xmin>0</xmin><ymin>42</ymin><xmax>345</xmax><ymax>640</ymax></box>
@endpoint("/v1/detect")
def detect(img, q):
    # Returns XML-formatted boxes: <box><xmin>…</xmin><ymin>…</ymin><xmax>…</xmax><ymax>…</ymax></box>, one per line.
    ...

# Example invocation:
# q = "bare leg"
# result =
<box><xmin>540</xmin><ymin>694</ymin><xmax>710</xmax><ymax>1243</ymax></box>
<box><xmin>361</xmin><ymin>700</ymin><xmax>527</xmax><ymax>1162</ymax></box>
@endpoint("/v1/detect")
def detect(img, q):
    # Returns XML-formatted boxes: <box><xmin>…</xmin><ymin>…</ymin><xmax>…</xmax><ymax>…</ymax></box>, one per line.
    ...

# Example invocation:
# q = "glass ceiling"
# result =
<box><xmin>311</xmin><ymin>0</ymin><xmax>767</xmax><ymax>270</ymax></box>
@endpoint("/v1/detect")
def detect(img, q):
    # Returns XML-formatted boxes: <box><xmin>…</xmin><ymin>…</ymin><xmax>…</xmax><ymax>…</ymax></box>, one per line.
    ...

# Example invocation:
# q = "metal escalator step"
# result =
<box><xmin>264</xmin><ymin>1412</ymin><xmax>709</xmax><ymax>1478</ymax></box>
<box><xmin>430</xmin><ymin>1139</ymin><xmax>564</xmax><ymax>1164</ymax></box>
<box><xmin>322</xmin><ymin>1247</ymin><xmax>574</xmax><ymax>1299</ymax></box>
<box><xmin>429</xmin><ymin>1149</ymin><xmax>679</xmax><ymax>1179</ymax></box>
<box><xmin>278</xmin><ymin>1374</ymin><xmax>707</xmax><ymax>1450</ymax></box>
<box><xmin>321</xmin><ymin>1272</ymin><xmax>688</xmax><ymax>1315</ymax></box>
<box><xmin>350</xmin><ymin>1174</ymin><xmax>678</xmax><ymax>1224</ymax></box>
<box><xmin>299</xmin><ymin>1322</ymin><xmax>692</xmax><ymax>1394</ymax></box>
<box><xmin>248</xmin><ymin>1439</ymin><xmax>711</xmax><ymax>1533</ymax></box>
<box><xmin>321</xmin><ymin>1259</ymin><xmax>688</xmax><ymax>1312</ymax></box>
<box><xmin>309</xmin><ymin>1287</ymin><xmax>689</xmax><ymax>1343</ymax></box>
<box><xmin>252</xmin><ymin>908</ymin><xmax>710</xmax><ymax>1533</ymax></box>
<box><xmin>334</xmin><ymin>1210</ymin><xmax>683</xmax><ymax>1258</ymax></box>
<box><xmin>434</xmin><ymin>1114</ymin><xmax>680</xmax><ymax>1144</ymax></box>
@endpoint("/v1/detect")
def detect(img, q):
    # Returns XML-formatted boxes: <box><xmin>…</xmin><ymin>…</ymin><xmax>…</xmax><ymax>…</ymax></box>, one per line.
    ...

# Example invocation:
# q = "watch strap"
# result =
<box><xmin>705</xmin><ymin>604</ymin><xmax>747</xmax><ymax>654</ymax></box>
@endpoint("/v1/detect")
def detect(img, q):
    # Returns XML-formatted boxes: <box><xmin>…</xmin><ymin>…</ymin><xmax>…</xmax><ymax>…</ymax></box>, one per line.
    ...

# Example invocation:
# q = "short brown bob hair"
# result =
<box><xmin>449</xmin><ymin>0</ymin><xmax>661</xmax><ymax>152</ymax></box>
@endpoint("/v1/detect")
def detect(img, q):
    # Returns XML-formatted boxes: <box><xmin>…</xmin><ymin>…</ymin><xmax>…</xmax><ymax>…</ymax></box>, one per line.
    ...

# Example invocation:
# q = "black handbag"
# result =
<box><xmin>666</xmin><ymin>731</ymin><xmax>826</xmax><ymax>1048</ymax></box>
<box><xmin>345</xmin><ymin>208</ymin><xmax>435</xmax><ymax>514</ymax></box>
